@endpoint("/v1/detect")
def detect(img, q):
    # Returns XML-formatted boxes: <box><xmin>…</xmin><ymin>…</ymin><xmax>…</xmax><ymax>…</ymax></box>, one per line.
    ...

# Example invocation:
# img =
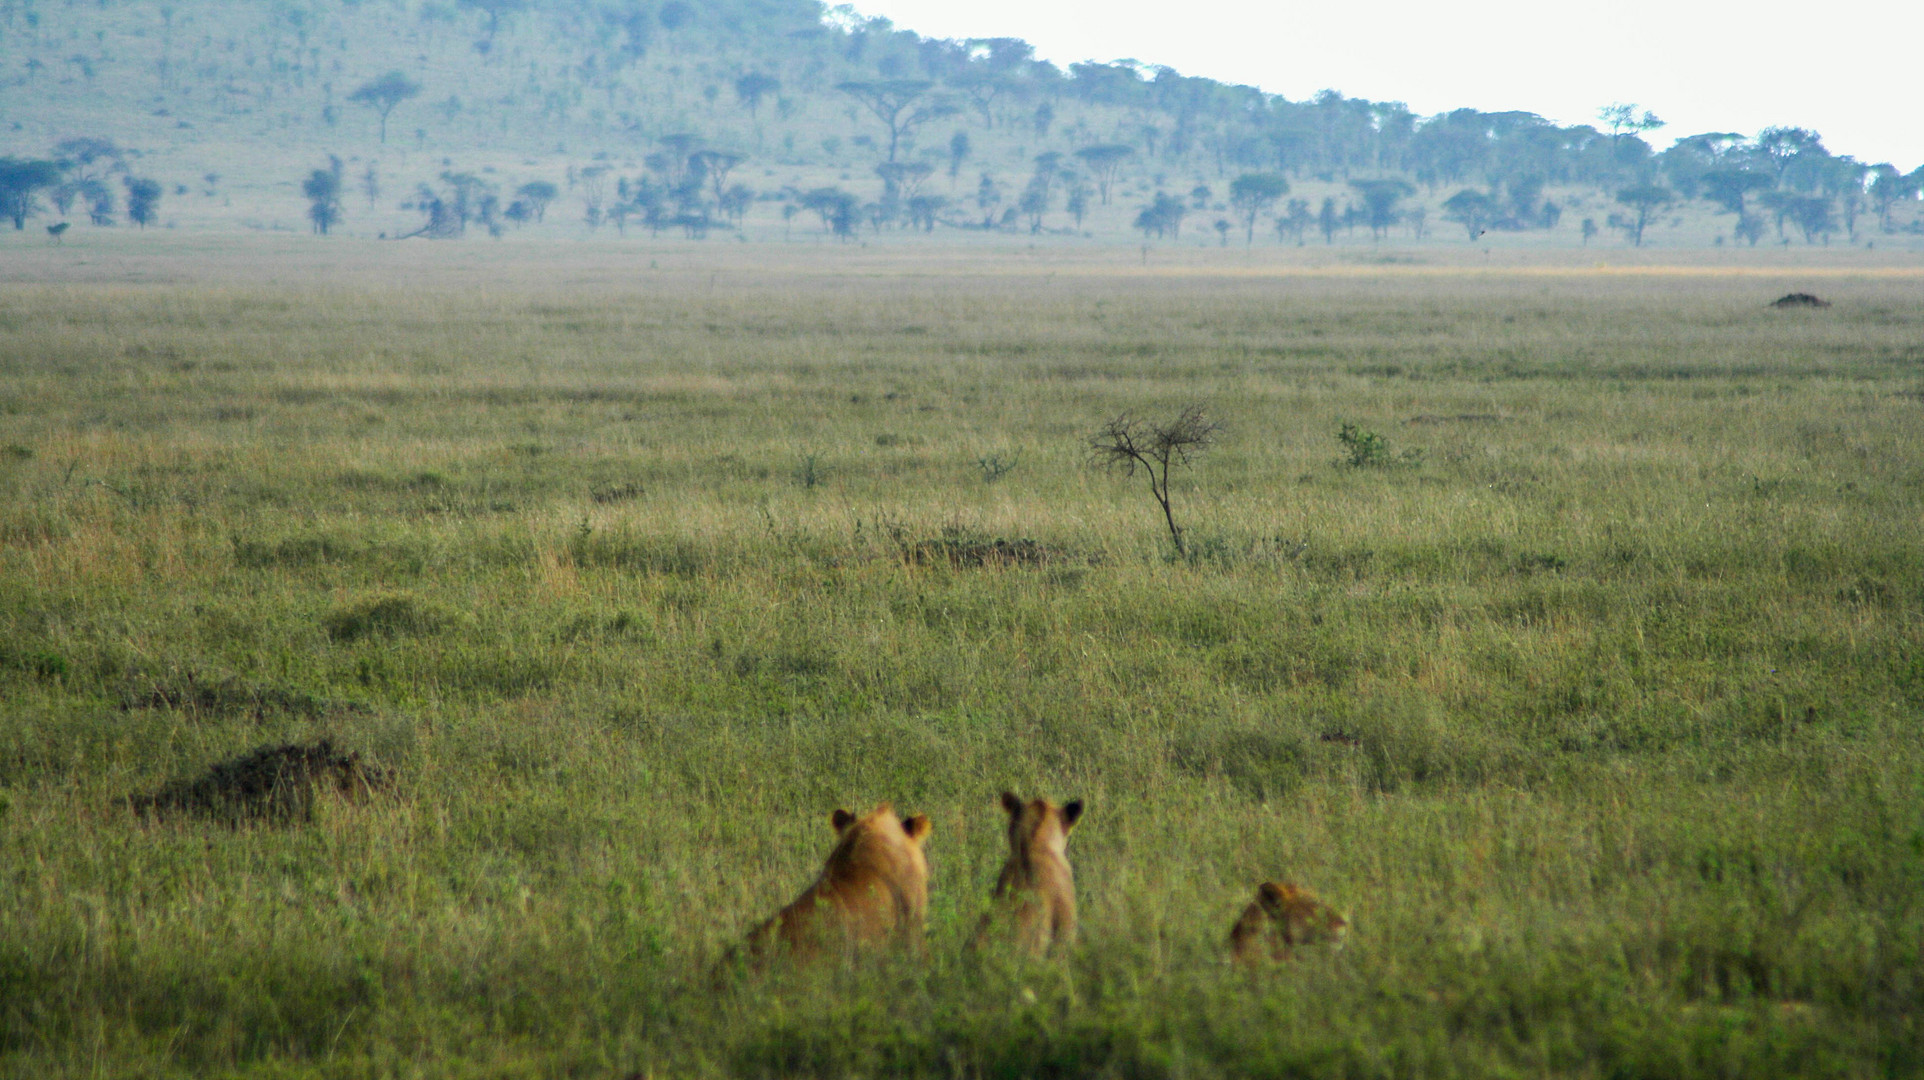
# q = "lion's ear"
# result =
<box><xmin>831</xmin><ymin>809</ymin><xmax>856</xmax><ymax>833</ymax></box>
<box><xmin>1257</xmin><ymin>882</ymin><xmax>1286</xmax><ymax>908</ymax></box>
<box><xmin>1060</xmin><ymin>800</ymin><xmax>1083</xmax><ymax>832</ymax></box>
<box><xmin>1000</xmin><ymin>791</ymin><xmax>1023</xmax><ymax>816</ymax></box>
<box><xmin>902</xmin><ymin>813</ymin><xmax>932</xmax><ymax>843</ymax></box>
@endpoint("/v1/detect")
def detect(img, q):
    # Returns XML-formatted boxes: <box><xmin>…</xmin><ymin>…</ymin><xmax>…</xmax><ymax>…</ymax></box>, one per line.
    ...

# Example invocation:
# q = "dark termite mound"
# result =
<box><xmin>1770</xmin><ymin>293</ymin><xmax>1831</xmax><ymax>309</ymax></box>
<box><xmin>130</xmin><ymin>739</ymin><xmax>393</xmax><ymax>823</ymax></box>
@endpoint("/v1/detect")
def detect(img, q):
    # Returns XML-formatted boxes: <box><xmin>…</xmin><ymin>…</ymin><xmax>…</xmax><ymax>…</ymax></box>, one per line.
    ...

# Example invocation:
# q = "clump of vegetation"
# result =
<box><xmin>795</xmin><ymin>452</ymin><xmax>827</xmax><ymax>490</ymax></box>
<box><xmin>0</xmin><ymin>643</ymin><xmax>69</xmax><ymax>680</ymax></box>
<box><xmin>1337</xmin><ymin>422</ymin><xmax>1422</xmax><ymax>467</ymax></box>
<box><xmin>323</xmin><ymin>594</ymin><xmax>451</xmax><ymax>642</ymax></box>
<box><xmin>589</xmin><ymin>480</ymin><xmax>645</xmax><ymax>504</ymax></box>
<box><xmin>905</xmin><ymin>534</ymin><xmax>1058</xmax><ymax>568</ymax></box>
<box><xmin>973</xmin><ymin>450</ymin><xmax>1020</xmax><ymax>483</ymax></box>
<box><xmin>117</xmin><ymin>670</ymin><xmax>366</xmax><ymax>720</ymax></box>
<box><xmin>129</xmin><ymin>739</ymin><xmax>392</xmax><ymax>823</ymax></box>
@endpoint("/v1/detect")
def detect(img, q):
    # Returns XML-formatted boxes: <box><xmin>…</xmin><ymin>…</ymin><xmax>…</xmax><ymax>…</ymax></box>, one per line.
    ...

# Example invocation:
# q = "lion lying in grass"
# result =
<box><xmin>1229</xmin><ymin>882</ymin><xmax>1349</xmax><ymax>963</ymax></box>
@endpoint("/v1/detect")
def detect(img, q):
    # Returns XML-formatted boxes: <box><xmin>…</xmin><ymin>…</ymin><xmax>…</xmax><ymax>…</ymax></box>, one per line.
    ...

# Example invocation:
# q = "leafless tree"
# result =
<box><xmin>1089</xmin><ymin>406</ymin><xmax>1221</xmax><ymax>557</ymax></box>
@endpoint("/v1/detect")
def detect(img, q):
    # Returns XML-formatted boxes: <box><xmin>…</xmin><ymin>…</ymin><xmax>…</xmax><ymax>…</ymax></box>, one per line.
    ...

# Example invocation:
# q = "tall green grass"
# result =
<box><xmin>1</xmin><ymin>250</ymin><xmax>1920</xmax><ymax>1077</ymax></box>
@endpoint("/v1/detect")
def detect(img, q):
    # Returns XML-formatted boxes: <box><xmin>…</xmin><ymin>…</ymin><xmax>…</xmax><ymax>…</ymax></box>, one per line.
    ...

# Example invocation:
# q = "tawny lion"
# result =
<box><xmin>740</xmin><ymin>803</ymin><xmax>933</xmax><ymax>962</ymax></box>
<box><xmin>978</xmin><ymin>791</ymin><xmax>1084</xmax><ymax>956</ymax></box>
<box><xmin>1228</xmin><ymin>881</ymin><xmax>1348</xmax><ymax>963</ymax></box>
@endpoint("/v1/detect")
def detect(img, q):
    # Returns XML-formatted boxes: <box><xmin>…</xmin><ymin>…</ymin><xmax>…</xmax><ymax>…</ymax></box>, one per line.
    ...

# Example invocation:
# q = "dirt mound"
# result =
<box><xmin>130</xmin><ymin>739</ymin><xmax>393</xmax><ymax>823</ymax></box>
<box><xmin>906</xmin><ymin>536</ymin><xmax>1059</xmax><ymax>567</ymax></box>
<box><xmin>1770</xmin><ymin>293</ymin><xmax>1831</xmax><ymax>309</ymax></box>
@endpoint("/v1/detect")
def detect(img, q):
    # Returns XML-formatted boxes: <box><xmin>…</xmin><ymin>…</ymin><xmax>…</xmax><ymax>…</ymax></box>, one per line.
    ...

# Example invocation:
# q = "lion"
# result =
<box><xmin>977</xmin><ymin>791</ymin><xmax>1084</xmax><ymax>956</ymax></box>
<box><xmin>1228</xmin><ymin>881</ymin><xmax>1349</xmax><ymax>963</ymax></box>
<box><xmin>738</xmin><ymin>803</ymin><xmax>933</xmax><ymax>962</ymax></box>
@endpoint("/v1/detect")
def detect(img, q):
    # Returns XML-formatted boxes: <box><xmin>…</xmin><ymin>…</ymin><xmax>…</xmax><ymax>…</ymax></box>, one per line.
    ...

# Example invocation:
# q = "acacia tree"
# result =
<box><xmin>876</xmin><ymin>161</ymin><xmax>933</xmax><ymax>222</ymax></box>
<box><xmin>1275</xmin><ymin>198</ymin><xmax>1312</xmax><ymax>244</ymax></box>
<box><xmin>458</xmin><ymin>0</ymin><xmax>526</xmax><ymax>44</ymax></box>
<box><xmin>1869</xmin><ymin>166</ymin><xmax>1916</xmax><ymax>232</ymax></box>
<box><xmin>1756</xmin><ymin>127</ymin><xmax>1823</xmax><ymax>187</ymax></box>
<box><xmin>949</xmin><ymin>70</ymin><xmax>1011</xmax><ymax>128</ymax></box>
<box><xmin>515</xmin><ymin>181</ymin><xmax>557</xmax><ymax>222</ymax></box>
<box><xmin>1441</xmin><ymin>189</ymin><xmax>1496</xmax><ymax>240</ymax></box>
<box><xmin>1610</xmin><ymin>184</ymin><xmax>1673</xmax><ymax>246</ymax></box>
<box><xmin>1228</xmin><ymin>172</ymin><xmax>1288</xmax><ymax>245</ymax></box>
<box><xmin>53</xmin><ymin>137</ymin><xmax>123</xmax><ymax>184</ymax></box>
<box><xmin>1133</xmin><ymin>192</ymin><xmax>1185</xmax><ymax>239</ymax></box>
<box><xmin>1783</xmin><ymin>195</ymin><xmax>1835</xmax><ymax>244</ymax></box>
<box><xmin>734</xmin><ymin>73</ymin><xmax>780</xmax><ymax>118</ymax></box>
<box><xmin>350</xmin><ymin>71</ymin><xmax>422</xmax><ymax>144</ymax></box>
<box><xmin>1349</xmin><ymin>178</ymin><xmax>1413</xmax><ymax>240</ymax></box>
<box><xmin>123</xmin><ymin>176</ymin><xmax>162</xmax><ymax>227</ymax></box>
<box><xmin>0</xmin><ymin>158</ymin><xmax>62</xmax><ymax>229</ymax></box>
<box><xmin>1019</xmin><ymin>175</ymin><xmax>1050</xmax><ymax>233</ymax></box>
<box><xmin>947</xmin><ymin>131</ymin><xmax>971</xmax><ymax>183</ymax></box>
<box><xmin>799</xmin><ymin>187</ymin><xmax>858</xmax><ymax>238</ymax></box>
<box><xmin>1700</xmin><ymin>169</ymin><xmax>1771</xmax><ymax>219</ymax></box>
<box><xmin>691</xmin><ymin>150</ymin><xmax>743</xmax><ymax>205</ymax></box>
<box><xmin>1317</xmin><ymin>196</ymin><xmax>1340</xmax><ymax>243</ymax></box>
<box><xmin>303</xmin><ymin>157</ymin><xmax>345</xmax><ymax>234</ymax></box>
<box><xmin>1599</xmin><ymin>102</ymin><xmax>1664</xmax><ymax>143</ymax></box>
<box><xmin>1089</xmin><ymin>406</ymin><xmax>1222</xmax><ymax>558</ymax></box>
<box><xmin>835</xmin><ymin>80</ymin><xmax>954</xmax><ymax>162</ymax></box>
<box><xmin>1074</xmin><ymin>144</ymin><xmax>1133</xmax><ymax>205</ymax></box>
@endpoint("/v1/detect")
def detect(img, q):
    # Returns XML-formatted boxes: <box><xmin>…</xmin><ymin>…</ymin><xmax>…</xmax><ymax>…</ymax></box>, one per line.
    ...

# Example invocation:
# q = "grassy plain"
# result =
<box><xmin>2</xmin><ymin>239</ymin><xmax>1922</xmax><ymax>1078</ymax></box>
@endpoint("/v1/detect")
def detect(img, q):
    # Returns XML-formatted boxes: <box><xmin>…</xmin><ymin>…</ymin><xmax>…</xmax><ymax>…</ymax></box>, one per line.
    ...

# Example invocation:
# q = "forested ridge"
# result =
<box><xmin>2</xmin><ymin>0</ymin><xmax>1920</xmax><ymax>244</ymax></box>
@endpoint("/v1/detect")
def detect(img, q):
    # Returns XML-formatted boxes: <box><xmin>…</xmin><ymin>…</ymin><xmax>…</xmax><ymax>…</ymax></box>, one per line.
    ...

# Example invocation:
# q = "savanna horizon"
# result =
<box><xmin>1</xmin><ymin>243</ymin><xmax>1919</xmax><ymax>1077</ymax></box>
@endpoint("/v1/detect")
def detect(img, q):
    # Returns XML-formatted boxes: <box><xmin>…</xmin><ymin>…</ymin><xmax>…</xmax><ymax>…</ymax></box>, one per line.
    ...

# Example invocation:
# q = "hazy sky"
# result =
<box><xmin>850</xmin><ymin>0</ymin><xmax>1923</xmax><ymax>168</ymax></box>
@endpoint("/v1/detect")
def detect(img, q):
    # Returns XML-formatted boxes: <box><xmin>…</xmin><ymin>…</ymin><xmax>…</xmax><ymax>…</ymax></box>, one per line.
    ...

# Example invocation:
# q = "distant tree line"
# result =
<box><xmin>0</xmin><ymin>137</ymin><xmax>163</xmax><ymax>233</ymax></box>
<box><xmin>7</xmin><ymin>0</ymin><xmax>1920</xmax><ymax>246</ymax></box>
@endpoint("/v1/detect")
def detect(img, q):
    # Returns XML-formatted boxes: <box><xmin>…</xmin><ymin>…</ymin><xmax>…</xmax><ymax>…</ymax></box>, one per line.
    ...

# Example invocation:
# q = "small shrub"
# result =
<box><xmin>2</xmin><ymin>444</ymin><xmax>32</xmax><ymax>460</ymax></box>
<box><xmin>1337</xmin><ymin>422</ymin><xmax>1389</xmax><ymax>466</ymax></box>
<box><xmin>796</xmin><ymin>453</ymin><xmax>826</xmax><ymax>490</ymax></box>
<box><xmin>0</xmin><ymin>644</ymin><xmax>69</xmax><ymax>681</ymax></box>
<box><xmin>589</xmin><ymin>480</ymin><xmax>644</xmax><ymax>504</ymax></box>
<box><xmin>974</xmin><ymin>450</ymin><xmax>1020</xmax><ymax>483</ymax></box>
<box><xmin>1516</xmin><ymin>552</ymin><xmax>1568</xmax><ymax>575</ymax></box>
<box><xmin>1338</xmin><ymin>423</ymin><xmax>1422</xmax><ymax>467</ymax></box>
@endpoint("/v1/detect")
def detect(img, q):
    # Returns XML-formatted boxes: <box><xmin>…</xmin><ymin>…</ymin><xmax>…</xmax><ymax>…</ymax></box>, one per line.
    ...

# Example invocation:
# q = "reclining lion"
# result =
<box><xmin>1228</xmin><ymin>881</ymin><xmax>1348</xmax><ymax>963</ymax></box>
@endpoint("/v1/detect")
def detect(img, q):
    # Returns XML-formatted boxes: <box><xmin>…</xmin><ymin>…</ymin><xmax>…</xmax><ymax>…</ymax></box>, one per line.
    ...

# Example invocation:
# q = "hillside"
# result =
<box><xmin>2</xmin><ymin>0</ymin><xmax>1921</xmax><ymax>246</ymax></box>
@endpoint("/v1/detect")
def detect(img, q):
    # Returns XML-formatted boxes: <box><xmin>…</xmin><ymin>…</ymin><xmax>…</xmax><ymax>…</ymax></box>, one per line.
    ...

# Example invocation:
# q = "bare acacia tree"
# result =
<box><xmin>1089</xmin><ymin>406</ymin><xmax>1221</xmax><ymax>557</ymax></box>
<box><xmin>835</xmin><ymin>80</ymin><xmax>955</xmax><ymax>162</ymax></box>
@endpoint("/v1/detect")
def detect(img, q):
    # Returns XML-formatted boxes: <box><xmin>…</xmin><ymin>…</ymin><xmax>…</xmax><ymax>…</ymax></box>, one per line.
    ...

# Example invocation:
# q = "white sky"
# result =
<box><xmin>850</xmin><ymin>0</ymin><xmax>1924</xmax><ymax>169</ymax></box>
